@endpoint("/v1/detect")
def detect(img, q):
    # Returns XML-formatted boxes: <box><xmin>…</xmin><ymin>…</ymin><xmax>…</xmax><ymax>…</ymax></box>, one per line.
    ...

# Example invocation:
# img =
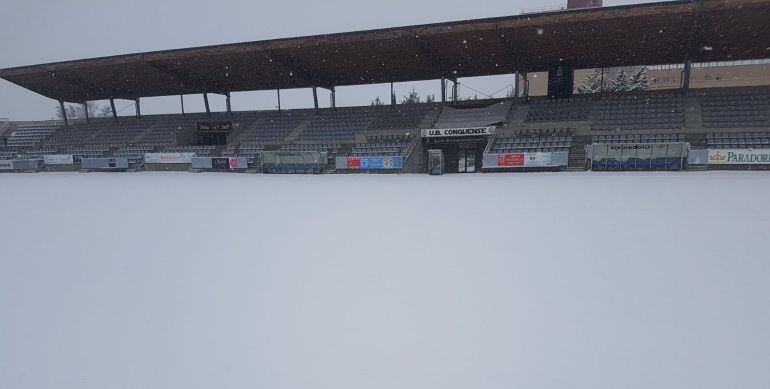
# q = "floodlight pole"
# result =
<box><xmin>83</xmin><ymin>102</ymin><xmax>90</xmax><ymax>123</ymax></box>
<box><xmin>277</xmin><ymin>89</ymin><xmax>282</xmax><ymax>112</ymax></box>
<box><xmin>59</xmin><ymin>100</ymin><xmax>69</xmax><ymax>127</ymax></box>
<box><xmin>135</xmin><ymin>98</ymin><xmax>141</xmax><ymax>118</ymax></box>
<box><xmin>110</xmin><ymin>98</ymin><xmax>118</xmax><ymax>122</ymax></box>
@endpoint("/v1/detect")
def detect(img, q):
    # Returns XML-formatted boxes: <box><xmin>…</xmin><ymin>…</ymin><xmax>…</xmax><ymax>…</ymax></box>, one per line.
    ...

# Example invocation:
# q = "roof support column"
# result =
<box><xmin>59</xmin><ymin>101</ymin><xmax>69</xmax><ymax>127</ymax></box>
<box><xmin>83</xmin><ymin>102</ymin><xmax>90</xmax><ymax>123</ymax></box>
<box><xmin>135</xmin><ymin>98</ymin><xmax>141</xmax><ymax>118</ymax></box>
<box><xmin>513</xmin><ymin>72</ymin><xmax>520</xmax><ymax>99</ymax></box>
<box><xmin>390</xmin><ymin>82</ymin><xmax>396</xmax><ymax>106</ymax></box>
<box><xmin>277</xmin><ymin>90</ymin><xmax>282</xmax><ymax>112</ymax></box>
<box><xmin>451</xmin><ymin>79</ymin><xmax>458</xmax><ymax>106</ymax></box>
<box><xmin>203</xmin><ymin>92</ymin><xmax>211</xmax><ymax>118</ymax></box>
<box><xmin>682</xmin><ymin>61</ymin><xmax>692</xmax><ymax>90</ymax></box>
<box><xmin>330</xmin><ymin>86</ymin><xmax>336</xmax><ymax>109</ymax></box>
<box><xmin>440</xmin><ymin>78</ymin><xmax>446</xmax><ymax>103</ymax></box>
<box><xmin>226</xmin><ymin>91</ymin><xmax>232</xmax><ymax>116</ymax></box>
<box><xmin>110</xmin><ymin>98</ymin><xmax>118</xmax><ymax>122</ymax></box>
<box><xmin>521</xmin><ymin>73</ymin><xmax>530</xmax><ymax>100</ymax></box>
<box><xmin>180</xmin><ymin>95</ymin><xmax>185</xmax><ymax>116</ymax></box>
<box><xmin>312</xmin><ymin>87</ymin><xmax>319</xmax><ymax>111</ymax></box>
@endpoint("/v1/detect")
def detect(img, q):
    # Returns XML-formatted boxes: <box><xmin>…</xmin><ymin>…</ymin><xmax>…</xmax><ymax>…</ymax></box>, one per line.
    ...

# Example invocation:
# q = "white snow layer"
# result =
<box><xmin>0</xmin><ymin>172</ymin><xmax>769</xmax><ymax>389</ymax></box>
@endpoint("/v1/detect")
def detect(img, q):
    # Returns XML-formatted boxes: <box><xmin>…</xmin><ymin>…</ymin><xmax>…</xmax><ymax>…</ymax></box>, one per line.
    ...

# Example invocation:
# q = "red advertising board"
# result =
<box><xmin>347</xmin><ymin>157</ymin><xmax>361</xmax><ymax>169</ymax></box>
<box><xmin>498</xmin><ymin>153</ymin><xmax>525</xmax><ymax>167</ymax></box>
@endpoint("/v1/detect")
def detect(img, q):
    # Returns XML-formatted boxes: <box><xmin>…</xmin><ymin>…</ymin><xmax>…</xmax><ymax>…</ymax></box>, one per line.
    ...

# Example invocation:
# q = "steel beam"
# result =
<box><xmin>59</xmin><ymin>100</ymin><xmax>68</xmax><ymax>126</ymax></box>
<box><xmin>110</xmin><ymin>98</ymin><xmax>118</xmax><ymax>122</ymax></box>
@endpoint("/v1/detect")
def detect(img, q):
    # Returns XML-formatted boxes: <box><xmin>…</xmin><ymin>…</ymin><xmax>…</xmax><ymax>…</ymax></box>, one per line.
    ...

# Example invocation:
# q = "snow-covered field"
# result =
<box><xmin>1</xmin><ymin>172</ymin><xmax>769</xmax><ymax>389</ymax></box>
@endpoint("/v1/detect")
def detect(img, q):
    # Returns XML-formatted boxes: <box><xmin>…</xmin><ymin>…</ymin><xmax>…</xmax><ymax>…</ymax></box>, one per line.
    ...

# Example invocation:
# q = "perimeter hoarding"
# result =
<box><xmin>708</xmin><ymin>149</ymin><xmax>770</xmax><ymax>165</ymax></box>
<box><xmin>336</xmin><ymin>156</ymin><xmax>404</xmax><ymax>170</ymax></box>
<box><xmin>43</xmin><ymin>154</ymin><xmax>74</xmax><ymax>165</ymax></box>
<box><xmin>0</xmin><ymin>160</ymin><xmax>13</xmax><ymax>170</ymax></box>
<box><xmin>483</xmin><ymin>151</ymin><xmax>568</xmax><ymax>169</ymax></box>
<box><xmin>144</xmin><ymin>153</ymin><xmax>195</xmax><ymax>164</ymax></box>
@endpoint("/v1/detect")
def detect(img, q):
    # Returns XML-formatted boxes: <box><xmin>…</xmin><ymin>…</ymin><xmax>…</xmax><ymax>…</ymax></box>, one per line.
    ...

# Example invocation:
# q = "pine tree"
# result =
<box><xmin>629</xmin><ymin>66</ymin><xmax>650</xmax><ymax>91</ymax></box>
<box><xmin>577</xmin><ymin>69</ymin><xmax>604</xmax><ymax>94</ymax></box>
<box><xmin>607</xmin><ymin>69</ymin><xmax>631</xmax><ymax>92</ymax></box>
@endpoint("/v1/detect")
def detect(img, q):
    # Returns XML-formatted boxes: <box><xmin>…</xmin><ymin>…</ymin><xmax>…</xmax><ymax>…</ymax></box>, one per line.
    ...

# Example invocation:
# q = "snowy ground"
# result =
<box><xmin>1</xmin><ymin>172</ymin><xmax>769</xmax><ymax>389</ymax></box>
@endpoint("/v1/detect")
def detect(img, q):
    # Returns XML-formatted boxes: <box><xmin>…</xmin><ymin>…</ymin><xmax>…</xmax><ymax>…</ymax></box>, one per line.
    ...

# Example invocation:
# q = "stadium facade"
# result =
<box><xmin>0</xmin><ymin>0</ymin><xmax>769</xmax><ymax>174</ymax></box>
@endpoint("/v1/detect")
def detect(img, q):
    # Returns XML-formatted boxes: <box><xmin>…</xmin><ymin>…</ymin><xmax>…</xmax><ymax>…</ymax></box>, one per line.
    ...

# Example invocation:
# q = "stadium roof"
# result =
<box><xmin>1</xmin><ymin>0</ymin><xmax>769</xmax><ymax>103</ymax></box>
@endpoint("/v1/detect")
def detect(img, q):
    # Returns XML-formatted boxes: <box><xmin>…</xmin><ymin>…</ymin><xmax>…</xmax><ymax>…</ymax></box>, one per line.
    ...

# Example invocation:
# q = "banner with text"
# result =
<box><xmin>421</xmin><ymin>126</ymin><xmax>495</xmax><ymax>138</ymax></box>
<box><xmin>336</xmin><ymin>156</ymin><xmax>404</xmax><ymax>170</ymax></box>
<box><xmin>484</xmin><ymin>152</ymin><xmax>566</xmax><ymax>168</ymax></box>
<box><xmin>43</xmin><ymin>154</ymin><xmax>74</xmax><ymax>165</ymax></box>
<box><xmin>144</xmin><ymin>153</ymin><xmax>195</xmax><ymax>164</ymax></box>
<box><xmin>708</xmin><ymin>149</ymin><xmax>770</xmax><ymax>165</ymax></box>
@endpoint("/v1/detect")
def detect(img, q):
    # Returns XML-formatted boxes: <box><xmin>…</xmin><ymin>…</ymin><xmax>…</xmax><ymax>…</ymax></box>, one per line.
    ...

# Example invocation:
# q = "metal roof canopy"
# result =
<box><xmin>1</xmin><ymin>0</ymin><xmax>769</xmax><ymax>103</ymax></box>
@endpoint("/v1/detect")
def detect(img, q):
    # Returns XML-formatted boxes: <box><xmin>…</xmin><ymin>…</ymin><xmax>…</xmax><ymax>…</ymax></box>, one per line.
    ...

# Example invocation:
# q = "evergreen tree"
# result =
<box><xmin>629</xmin><ymin>66</ymin><xmax>650</xmax><ymax>91</ymax></box>
<box><xmin>607</xmin><ymin>69</ymin><xmax>631</xmax><ymax>92</ymax></box>
<box><xmin>577</xmin><ymin>68</ymin><xmax>604</xmax><ymax>94</ymax></box>
<box><xmin>371</xmin><ymin>97</ymin><xmax>384</xmax><ymax>106</ymax></box>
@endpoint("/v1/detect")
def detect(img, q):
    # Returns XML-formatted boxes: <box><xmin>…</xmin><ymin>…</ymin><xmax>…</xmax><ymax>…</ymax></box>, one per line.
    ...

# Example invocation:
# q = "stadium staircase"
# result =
<box><xmin>567</xmin><ymin>135</ymin><xmax>591</xmax><ymax>171</ymax></box>
<box><xmin>684</xmin><ymin>95</ymin><xmax>704</xmax><ymax>132</ymax></box>
<box><xmin>284</xmin><ymin>119</ymin><xmax>311</xmax><ymax>143</ymax></box>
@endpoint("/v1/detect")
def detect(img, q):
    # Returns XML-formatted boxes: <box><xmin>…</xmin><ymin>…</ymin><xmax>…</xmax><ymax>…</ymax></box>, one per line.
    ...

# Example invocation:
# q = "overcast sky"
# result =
<box><xmin>0</xmin><ymin>0</ymin><xmax>656</xmax><ymax>120</ymax></box>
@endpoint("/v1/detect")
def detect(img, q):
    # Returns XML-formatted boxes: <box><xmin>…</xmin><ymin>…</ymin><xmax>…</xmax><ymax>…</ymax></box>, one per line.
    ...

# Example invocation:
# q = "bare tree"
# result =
<box><xmin>98</xmin><ymin>105</ymin><xmax>113</xmax><ymax>118</ymax></box>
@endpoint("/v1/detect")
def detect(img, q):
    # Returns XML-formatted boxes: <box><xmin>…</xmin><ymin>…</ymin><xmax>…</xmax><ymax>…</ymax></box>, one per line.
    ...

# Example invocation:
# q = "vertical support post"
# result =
<box><xmin>180</xmin><ymin>95</ymin><xmax>185</xmax><ymax>115</ymax></box>
<box><xmin>440</xmin><ymin>78</ymin><xmax>447</xmax><ymax>103</ymax></box>
<box><xmin>135</xmin><ymin>98</ymin><xmax>141</xmax><ymax>118</ymax></box>
<box><xmin>226</xmin><ymin>91</ymin><xmax>232</xmax><ymax>115</ymax></box>
<box><xmin>312</xmin><ymin>87</ymin><xmax>319</xmax><ymax>110</ymax></box>
<box><xmin>522</xmin><ymin>73</ymin><xmax>530</xmax><ymax>99</ymax></box>
<box><xmin>277</xmin><ymin>89</ymin><xmax>282</xmax><ymax>112</ymax></box>
<box><xmin>330</xmin><ymin>86</ymin><xmax>336</xmax><ymax>109</ymax></box>
<box><xmin>59</xmin><ymin>100</ymin><xmax>68</xmax><ymax>126</ymax></box>
<box><xmin>452</xmin><ymin>79</ymin><xmax>458</xmax><ymax>105</ymax></box>
<box><xmin>600</xmin><ymin>68</ymin><xmax>605</xmax><ymax>93</ymax></box>
<box><xmin>83</xmin><ymin>102</ymin><xmax>90</xmax><ymax>123</ymax></box>
<box><xmin>110</xmin><ymin>98</ymin><xmax>118</xmax><ymax>122</ymax></box>
<box><xmin>514</xmin><ymin>72</ymin><xmax>520</xmax><ymax>99</ymax></box>
<box><xmin>203</xmin><ymin>92</ymin><xmax>211</xmax><ymax>118</ymax></box>
<box><xmin>682</xmin><ymin>61</ymin><xmax>692</xmax><ymax>90</ymax></box>
<box><xmin>390</xmin><ymin>82</ymin><xmax>396</xmax><ymax>106</ymax></box>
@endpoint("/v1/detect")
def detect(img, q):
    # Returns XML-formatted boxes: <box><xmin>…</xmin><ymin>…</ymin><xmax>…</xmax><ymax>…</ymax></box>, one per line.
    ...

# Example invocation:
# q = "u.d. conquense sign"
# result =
<box><xmin>708</xmin><ymin>149</ymin><xmax>770</xmax><ymax>165</ymax></box>
<box><xmin>421</xmin><ymin>127</ymin><xmax>495</xmax><ymax>138</ymax></box>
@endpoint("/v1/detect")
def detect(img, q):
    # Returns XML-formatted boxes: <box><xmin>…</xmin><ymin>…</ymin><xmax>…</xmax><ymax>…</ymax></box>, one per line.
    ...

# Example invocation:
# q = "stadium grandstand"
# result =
<box><xmin>0</xmin><ymin>0</ymin><xmax>769</xmax><ymax>173</ymax></box>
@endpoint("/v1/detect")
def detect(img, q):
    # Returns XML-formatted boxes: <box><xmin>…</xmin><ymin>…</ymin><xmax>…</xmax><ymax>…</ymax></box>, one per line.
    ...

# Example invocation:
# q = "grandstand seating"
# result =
<box><xmin>297</xmin><ymin>107</ymin><xmax>372</xmax><ymax>141</ymax></box>
<box><xmin>2</xmin><ymin>86</ymin><xmax>770</xmax><ymax>172</ymax></box>
<box><xmin>162</xmin><ymin>145</ymin><xmax>216</xmax><ymax>156</ymax></box>
<box><xmin>592</xmin><ymin>133</ymin><xmax>686</xmax><ymax>144</ymax></box>
<box><xmin>433</xmin><ymin>101</ymin><xmax>512</xmax><ymax>128</ymax></box>
<box><xmin>350</xmin><ymin>134</ymin><xmax>413</xmax><ymax>156</ymax></box>
<box><xmin>698</xmin><ymin>89</ymin><xmax>770</xmax><ymax>129</ymax></box>
<box><xmin>527</xmin><ymin>96</ymin><xmax>592</xmax><ymax>122</ymax></box>
<box><xmin>6</xmin><ymin>125</ymin><xmax>59</xmax><ymax>147</ymax></box>
<box><xmin>491</xmin><ymin>129</ymin><xmax>573</xmax><ymax>153</ymax></box>
<box><xmin>592</xmin><ymin>91</ymin><xmax>685</xmax><ymax>131</ymax></box>
<box><xmin>706</xmin><ymin>132</ymin><xmax>770</xmax><ymax>149</ymax></box>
